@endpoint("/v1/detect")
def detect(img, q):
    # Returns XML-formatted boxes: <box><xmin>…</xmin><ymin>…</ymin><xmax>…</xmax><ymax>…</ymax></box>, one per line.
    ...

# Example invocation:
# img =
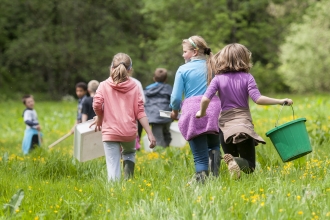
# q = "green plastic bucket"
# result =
<box><xmin>265</xmin><ymin>105</ymin><xmax>312</xmax><ymax>162</ymax></box>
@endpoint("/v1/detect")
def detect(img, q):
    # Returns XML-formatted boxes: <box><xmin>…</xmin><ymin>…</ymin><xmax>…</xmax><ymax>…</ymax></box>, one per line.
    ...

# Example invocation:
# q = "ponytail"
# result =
<box><xmin>111</xmin><ymin>64</ymin><xmax>128</xmax><ymax>84</ymax></box>
<box><xmin>205</xmin><ymin>51</ymin><xmax>215</xmax><ymax>85</ymax></box>
<box><xmin>110</xmin><ymin>53</ymin><xmax>132</xmax><ymax>84</ymax></box>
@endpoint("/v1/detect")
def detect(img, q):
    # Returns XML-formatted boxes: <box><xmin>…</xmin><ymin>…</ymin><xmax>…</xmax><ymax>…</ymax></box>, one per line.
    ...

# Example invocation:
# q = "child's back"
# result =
<box><xmin>145</xmin><ymin>83</ymin><xmax>172</xmax><ymax>124</ymax></box>
<box><xmin>144</xmin><ymin>68</ymin><xmax>172</xmax><ymax>147</ymax></box>
<box><xmin>208</xmin><ymin>72</ymin><xmax>260</xmax><ymax>111</ymax></box>
<box><xmin>144</xmin><ymin>82</ymin><xmax>172</xmax><ymax>147</ymax></box>
<box><xmin>92</xmin><ymin>53</ymin><xmax>156</xmax><ymax>181</ymax></box>
<box><xmin>94</xmin><ymin>77</ymin><xmax>144</xmax><ymax>141</ymax></box>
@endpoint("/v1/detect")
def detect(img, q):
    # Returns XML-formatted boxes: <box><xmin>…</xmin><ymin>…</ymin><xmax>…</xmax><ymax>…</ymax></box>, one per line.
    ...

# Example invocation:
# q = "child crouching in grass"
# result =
<box><xmin>21</xmin><ymin>95</ymin><xmax>42</xmax><ymax>154</ymax></box>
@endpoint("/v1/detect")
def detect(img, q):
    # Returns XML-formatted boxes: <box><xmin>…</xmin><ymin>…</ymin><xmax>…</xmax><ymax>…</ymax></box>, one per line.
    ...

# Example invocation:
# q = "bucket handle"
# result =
<box><xmin>275</xmin><ymin>102</ymin><xmax>294</xmax><ymax>127</ymax></box>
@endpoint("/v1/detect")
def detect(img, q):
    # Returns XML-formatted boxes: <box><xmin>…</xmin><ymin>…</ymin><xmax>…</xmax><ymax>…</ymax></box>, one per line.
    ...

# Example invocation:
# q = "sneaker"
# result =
<box><xmin>223</xmin><ymin>154</ymin><xmax>241</xmax><ymax>179</ymax></box>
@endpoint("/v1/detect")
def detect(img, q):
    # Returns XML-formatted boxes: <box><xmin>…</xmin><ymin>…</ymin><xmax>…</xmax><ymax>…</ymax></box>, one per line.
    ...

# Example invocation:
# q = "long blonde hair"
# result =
<box><xmin>214</xmin><ymin>43</ymin><xmax>252</xmax><ymax>74</ymax></box>
<box><xmin>182</xmin><ymin>35</ymin><xmax>214</xmax><ymax>85</ymax></box>
<box><xmin>110</xmin><ymin>53</ymin><xmax>132</xmax><ymax>84</ymax></box>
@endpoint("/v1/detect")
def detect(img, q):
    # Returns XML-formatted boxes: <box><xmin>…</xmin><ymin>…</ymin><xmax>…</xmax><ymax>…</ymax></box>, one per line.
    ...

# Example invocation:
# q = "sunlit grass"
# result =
<box><xmin>1</xmin><ymin>95</ymin><xmax>330</xmax><ymax>219</ymax></box>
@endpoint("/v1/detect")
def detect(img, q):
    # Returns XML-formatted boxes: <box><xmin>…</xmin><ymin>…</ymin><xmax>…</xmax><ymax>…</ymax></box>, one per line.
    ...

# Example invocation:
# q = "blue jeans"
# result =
<box><xmin>188</xmin><ymin>133</ymin><xmax>220</xmax><ymax>172</ymax></box>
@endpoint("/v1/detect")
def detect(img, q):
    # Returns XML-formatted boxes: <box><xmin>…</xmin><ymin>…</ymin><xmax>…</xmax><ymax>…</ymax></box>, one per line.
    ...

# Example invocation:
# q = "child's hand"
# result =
<box><xmin>170</xmin><ymin>110</ymin><xmax>179</xmax><ymax>120</ymax></box>
<box><xmin>36</xmin><ymin>125</ymin><xmax>41</xmax><ymax>131</ymax></box>
<box><xmin>195</xmin><ymin>110</ymin><xmax>206</xmax><ymax>118</ymax></box>
<box><xmin>281</xmin><ymin>98</ymin><xmax>293</xmax><ymax>106</ymax></box>
<box><xmin>90</xmin><ymin>116</ymin><xmax>102</xmax><ymax>132</ymax></box>
<box><xmin>148</xmin><ymin>134</ymin><xmax>156</xmax><ymax>149</ymax></box>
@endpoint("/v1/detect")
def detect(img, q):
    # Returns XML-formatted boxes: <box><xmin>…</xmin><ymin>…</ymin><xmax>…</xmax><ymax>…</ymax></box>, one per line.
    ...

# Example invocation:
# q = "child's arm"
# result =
<box><xmin>170</xmin><ymin>70</ymin><xmax>184</xmax><ymax>112</ymax></box>
<box><xmin>82</xmin><ymin>114</ymin><xmax>88</xmax><ymax>123</ymax></box>
<box><xmin>195</xmin><ymin>77</ymin><xmax>219</xmax><ymax>118</ymax></box>
<box><xmin>138</xmin><ymin>117</ymin><xmax>156</xmax><ymax>148</ymax></box>
<box><xmin>89</xmin><ymin>83</ymin><xmax>104</xmax><ymax>132</ymax></box>
<box><xmin>255</xmin><ymin>96</ymin><xmax>293</xmax><ymax>106</ymax></box>
<box><xmin>196</xmin><ymin>96</ymin><xmax>211</xmax><ymax>118</ymax></box>
<box><xmin>81</xmin><ymin>99</ymin><xmax>89</xmax><ymax>123</ymax></box>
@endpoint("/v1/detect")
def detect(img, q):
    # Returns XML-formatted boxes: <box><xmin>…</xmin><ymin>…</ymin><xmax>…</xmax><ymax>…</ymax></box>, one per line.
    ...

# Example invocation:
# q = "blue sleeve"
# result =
<box><xmin>170</xmin><ymin>69</ymin><xmax>184</xmax><ymax>110</ymax></box>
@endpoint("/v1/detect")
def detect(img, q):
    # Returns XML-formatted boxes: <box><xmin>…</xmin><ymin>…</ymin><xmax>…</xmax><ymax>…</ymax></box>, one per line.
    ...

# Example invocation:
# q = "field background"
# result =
<box><xmin>1</xmin><ymin>94</ymin><xmax>330</xmax><ymax>219</ymax></box>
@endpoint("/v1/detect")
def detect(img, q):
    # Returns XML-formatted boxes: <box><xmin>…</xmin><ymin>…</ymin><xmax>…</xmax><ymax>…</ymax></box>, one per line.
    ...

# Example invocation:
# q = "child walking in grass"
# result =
<box><xmin>196</xmin><ymin>43</ymin><xmax>293</xmax><ymax>179</ymax></box>
<box><xmin>70</xmin><ymin>82</ymin><xmax>88</xmax><ymax>133</ymax></box>
<box><xmin>21</xmin><ymin>95</ymin><xmax>42</xmax><ymax>154</ymax></box>
<box><xmin>91</xmin><ymin>53</ymin><xmax>156</xmax><ymax>181</ymax></box>
<box><xmin>144</xmin><ymin>68</ymin><xmax>172</xmax><ymax>147</ymax></box>
<box><xmin>170</xmin><ymin>36</ymin><xmax>222</xmax><ymax>183</ymax></box>
<box><xmin>81</xmin><ymin>80</ymin><xmax>99</xmax><ymax>122</ymax></box>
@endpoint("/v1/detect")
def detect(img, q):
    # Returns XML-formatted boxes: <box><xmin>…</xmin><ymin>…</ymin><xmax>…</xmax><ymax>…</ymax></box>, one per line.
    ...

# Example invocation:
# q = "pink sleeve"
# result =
<box><xmin>136</xmin><ymin>88</ymin><xmax>146</xmax><ymax>120</ymax></box>
<box><xmin>93</xmin><ymin>82</ymin><xmax>104</xmax><ymax>117</ymax></box>
<box><xmin>248</xmin><ymin>75</ymin><xmax>261</xmax><ymax>102</ymax></box>
<box><xmin>204</xmin><ymin>77</ymin><xmax>219</xmax><ymax>100</ymax></box>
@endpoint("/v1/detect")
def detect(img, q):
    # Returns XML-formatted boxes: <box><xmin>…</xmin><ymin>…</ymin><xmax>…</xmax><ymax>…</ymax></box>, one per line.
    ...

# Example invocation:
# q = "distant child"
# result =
<box><xmin>82</xmin><ymin>80</ymin><xmax>99</xmax><ymax>122</ymax></box>
<box><xmin>170</xmin><ymin>36</ymin><xmax>222</xmax><ymax>183</ymax></box>
<box><xmin>144</xmin><ymin>68</ymin><xmax>172</xmax><ymax>147</ymax></box>
<box><xmin>21</xmin><ymin>95</ymin><xmax>42</xmax><ymax>154</ymax></box>
<box><xmin>128</xmin><ymin>71</ymin><xmax>145</xmax><ymax>150</ymax></box>
<box><xmin>196</xmin><ymin>43</ymin><xmax>293</xmax><ymax>179</ymax></box>
<box><xmin>91</xmin><ymin>52</ymin><xmax>156</xmax><ymax>181</ymax></box>
<box><xmin>70</xmin><ymin>82</ymin><xmax>88</xmax><ymax>133</ymax></box>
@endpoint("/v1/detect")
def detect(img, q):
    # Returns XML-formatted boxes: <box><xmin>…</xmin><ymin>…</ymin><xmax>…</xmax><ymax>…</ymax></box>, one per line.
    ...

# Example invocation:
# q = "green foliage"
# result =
<box><xmin>279</xmin><ymin>0</ymin><xmax>330</xmax><ymax>93</ymax></box>
<box><xmin>0</xmin><ymin>0</ymin><xmax>318</xmax><ymax>98</ymax></box>
<box><xmin>3</xmin><ymin>189</ymin><xmax>24</xmax><ymax>215</ymax></box>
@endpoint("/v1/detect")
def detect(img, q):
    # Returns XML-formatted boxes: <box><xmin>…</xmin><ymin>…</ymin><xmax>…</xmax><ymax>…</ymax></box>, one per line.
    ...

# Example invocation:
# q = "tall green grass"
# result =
<box><xmin>1</xmin><ymin>95</ymin><xmax>330</xmax><ymax>219</ymax></box>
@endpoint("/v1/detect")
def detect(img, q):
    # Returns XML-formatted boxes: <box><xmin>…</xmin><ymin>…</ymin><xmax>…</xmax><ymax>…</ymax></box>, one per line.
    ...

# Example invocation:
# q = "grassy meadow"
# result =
<box><xmin>1</xmin><ymin>95</ymin><xmax>330</xmax><ymax>219</ymax></box>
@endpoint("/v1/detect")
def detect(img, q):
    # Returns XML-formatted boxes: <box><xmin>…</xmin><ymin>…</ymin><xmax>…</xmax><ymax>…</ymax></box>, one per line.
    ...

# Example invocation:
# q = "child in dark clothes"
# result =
<box><xmin>82</xmin><ymin>80</ymin><xmax>99</xmax><ymax>122</ymax></box>
<box><xmin>70</xmin><ymin>82</ymin><xmax>88</xmax><ymax>133</ymax></box>
<box><xmin>144</xmin><ymin>68</ymin><xmax>172</xmax><ymax>147</ymax></box>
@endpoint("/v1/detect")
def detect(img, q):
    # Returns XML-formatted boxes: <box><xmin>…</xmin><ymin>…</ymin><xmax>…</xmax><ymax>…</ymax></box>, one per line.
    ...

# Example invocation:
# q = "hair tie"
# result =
<box><xmin>188</xmin><ymin>37</ymin><xmax>198</xmax><ymax>50</ymax></box>
<box><xmin>204</xmin><ymin>48</ymin><xmax>211</xmax><ymax>55</ymax></box>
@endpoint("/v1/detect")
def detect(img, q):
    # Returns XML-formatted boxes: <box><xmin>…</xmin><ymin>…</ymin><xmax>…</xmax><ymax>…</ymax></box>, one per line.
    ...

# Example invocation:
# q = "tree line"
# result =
<box><xmin>0</xmin><ymin>0</ymin><xmax>325</xmax><ymax>99</ymax></box>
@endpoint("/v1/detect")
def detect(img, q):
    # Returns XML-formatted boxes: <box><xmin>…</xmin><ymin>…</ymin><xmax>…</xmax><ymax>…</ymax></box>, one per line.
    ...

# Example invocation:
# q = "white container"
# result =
<box><xmin>74</xmin><ymin>120</ymin><xmax>104</xmax><ymax>162</ymax></box>
<box><xmin>159</xmin><ymin>110</ymin><xmax>181</xmax><ymax>119</ymax></box>
<box><xmin>142</xmin><ymin>122</ymin><xmax>187</xmax><ymax>151</ymax></box>
<box><xmin>169</xmin><ymin>121</ymin><xmax>186</xmax><ymax>148</ymax></box>
<box><xmin>142</xmin><ymin>135</ymin><xmax>153</xmax><ymax>152</ymax></box>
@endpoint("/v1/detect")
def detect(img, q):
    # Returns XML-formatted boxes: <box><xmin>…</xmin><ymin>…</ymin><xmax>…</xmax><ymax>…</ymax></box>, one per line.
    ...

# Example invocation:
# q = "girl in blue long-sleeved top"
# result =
<box><xmin>170</xmin><ymin>35</ymin><xmax>221</xmax><ymax>183</ymax></box>
<box><xmin>21</xmin><ymin>95</ymin><xmax>42</xmax><ymax>154</ymax></box>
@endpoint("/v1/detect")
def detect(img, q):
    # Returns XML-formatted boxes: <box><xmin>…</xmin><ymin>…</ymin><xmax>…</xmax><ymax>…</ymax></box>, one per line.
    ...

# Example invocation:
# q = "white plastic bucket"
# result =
<box><xmin>142</xmin><ymin>135</ymin><xmax>153</xmax><ymax>152</ymax></box>
<box><xmin>169</xmin><ymin>121</ymin><xmax>186</xmax><ymax>147</ymax></box>
<box><xmin>142</xmin><ymin>122</ymin><xmax>186</xmax><ymax>151</ymax></box>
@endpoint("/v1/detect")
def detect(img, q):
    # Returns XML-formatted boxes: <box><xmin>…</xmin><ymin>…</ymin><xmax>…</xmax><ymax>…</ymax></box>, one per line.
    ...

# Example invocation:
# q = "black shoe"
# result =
<box><xmin>123</xmin><ymin>160</ymin><xmax>135</xmax><ymax>180</ymax></box>
<box><xmin>209</xmin><ymin>150</ymin><xmax>221</xmax><ymax>177</ymax></box>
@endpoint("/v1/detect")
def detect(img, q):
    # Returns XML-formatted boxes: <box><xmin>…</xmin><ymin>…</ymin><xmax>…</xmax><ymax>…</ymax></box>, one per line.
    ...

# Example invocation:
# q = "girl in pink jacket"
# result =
<box><xmin>91</xmin><ymin>53</ymin><xmax>156</xmax><ymax>181</ymax></box>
